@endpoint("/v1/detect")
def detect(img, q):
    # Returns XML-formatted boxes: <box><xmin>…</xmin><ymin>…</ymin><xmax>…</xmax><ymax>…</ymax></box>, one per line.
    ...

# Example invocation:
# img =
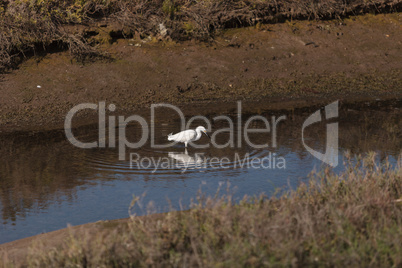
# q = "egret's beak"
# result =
<box><xmin>203</xmin><ymin>131</ymin><xmax>210</xmax><ymax>139</ymax></box>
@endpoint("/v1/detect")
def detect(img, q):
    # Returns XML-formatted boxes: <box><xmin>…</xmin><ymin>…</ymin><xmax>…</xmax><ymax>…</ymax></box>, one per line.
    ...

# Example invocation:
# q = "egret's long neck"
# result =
<box><xmin>195</xmin><ymin>129</ymin><xmax>202</xmax><ymax>140</ymax></box>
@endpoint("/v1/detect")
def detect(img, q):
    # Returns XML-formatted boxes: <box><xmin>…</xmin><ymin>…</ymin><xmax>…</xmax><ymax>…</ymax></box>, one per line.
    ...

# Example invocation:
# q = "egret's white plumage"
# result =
<box><xmin>168</xmin><ymin>126</ymin><xmax>210</xmax><ymax>147</ymax></box>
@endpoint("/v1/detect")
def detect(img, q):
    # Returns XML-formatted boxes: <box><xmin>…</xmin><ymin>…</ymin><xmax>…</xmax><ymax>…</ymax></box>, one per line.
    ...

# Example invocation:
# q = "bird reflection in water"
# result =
<box><xmin>168</xmin><ymin>148</ymin><xmax>205</xmax><ymax>170</ymax></box>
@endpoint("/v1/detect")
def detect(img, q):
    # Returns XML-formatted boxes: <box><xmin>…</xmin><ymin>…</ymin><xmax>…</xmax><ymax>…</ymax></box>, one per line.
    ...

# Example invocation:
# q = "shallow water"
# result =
<box><xmin>0</xmin><ymin>100</ymin><xmax>401</xmax><ymax>244</ymax></box>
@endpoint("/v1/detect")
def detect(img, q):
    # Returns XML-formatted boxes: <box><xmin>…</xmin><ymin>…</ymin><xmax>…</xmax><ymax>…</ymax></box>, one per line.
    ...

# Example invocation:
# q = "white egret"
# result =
<box><xmin>167</xmin><ymin>126</ymin><xmax>210</xmax><ymax>147</ymax></box>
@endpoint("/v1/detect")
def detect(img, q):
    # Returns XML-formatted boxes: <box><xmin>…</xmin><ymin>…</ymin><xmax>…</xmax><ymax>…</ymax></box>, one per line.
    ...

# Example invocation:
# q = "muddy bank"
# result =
<box><xmin>0</xmin><ymin>13</ymin><xmax>401</xmax><ymax>132</ymax></box>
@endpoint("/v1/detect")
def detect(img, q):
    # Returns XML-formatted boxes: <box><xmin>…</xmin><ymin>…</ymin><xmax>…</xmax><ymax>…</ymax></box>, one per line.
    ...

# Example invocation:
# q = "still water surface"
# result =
<box><xmin>0</xmin><ymin>100</ymin><xmax>400</xmax><ymax>244</ymax></box>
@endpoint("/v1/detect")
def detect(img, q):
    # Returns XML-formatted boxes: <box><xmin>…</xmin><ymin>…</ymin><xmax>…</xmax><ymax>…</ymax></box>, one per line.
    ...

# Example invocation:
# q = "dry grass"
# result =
<box><xmin>0</xmin><ymin>0</ymin><xmax>400</xmax><ymax>71</ymax></box>
<box><xmin>0</xmin><ymin>0</ymin><xmax>112</xmax><ymax>71</ymax></box>
<box><xmin>15</xmin><ymin>153</ymin><xmax>402</xmax><ymax>267</ymax></box>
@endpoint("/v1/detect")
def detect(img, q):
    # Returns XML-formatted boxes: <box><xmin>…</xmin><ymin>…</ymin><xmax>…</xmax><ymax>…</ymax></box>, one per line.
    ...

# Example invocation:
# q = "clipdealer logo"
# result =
<box><xmin>302</xmin><ymin>101</ymin><xmax>339</xmax><ymax>167</ymax></box>
<box><xmin>64</xmin><ymin>101</ymin><xmax>339</xmax><ymax>168</ymax></box>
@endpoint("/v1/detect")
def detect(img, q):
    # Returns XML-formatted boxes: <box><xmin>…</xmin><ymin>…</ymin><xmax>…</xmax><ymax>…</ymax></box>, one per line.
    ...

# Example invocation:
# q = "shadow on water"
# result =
<box><xmin>0</xmin><ymin>100</ymin><xmax>401</xmax><ymax>243</ymax></box>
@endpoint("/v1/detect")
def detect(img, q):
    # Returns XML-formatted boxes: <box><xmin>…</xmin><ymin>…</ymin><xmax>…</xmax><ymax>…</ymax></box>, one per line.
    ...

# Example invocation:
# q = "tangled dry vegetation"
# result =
<box><xmin>0</xmin><ymin>0</ymin><xmax>400</xmax><ymax>71</ymax></box>
<box><xmin>15</xmin><ymin>154</ymin><xmax>402</xmax><ymax>267</ymax></box>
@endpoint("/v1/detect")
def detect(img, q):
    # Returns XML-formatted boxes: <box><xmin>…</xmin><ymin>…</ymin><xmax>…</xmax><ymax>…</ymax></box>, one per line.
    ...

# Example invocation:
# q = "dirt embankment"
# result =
<box><xmin>0</xmin><ymin>13</ymin><xmax>401</xmax><ymax>133</ymax></box>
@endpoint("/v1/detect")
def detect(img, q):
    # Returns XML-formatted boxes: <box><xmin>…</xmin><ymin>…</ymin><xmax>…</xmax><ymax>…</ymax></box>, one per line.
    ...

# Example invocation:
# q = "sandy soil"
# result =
<box><xmin>0</xmin><ymin>12</ymin><xmax>401</xmax><ymax>267</ymax></box>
